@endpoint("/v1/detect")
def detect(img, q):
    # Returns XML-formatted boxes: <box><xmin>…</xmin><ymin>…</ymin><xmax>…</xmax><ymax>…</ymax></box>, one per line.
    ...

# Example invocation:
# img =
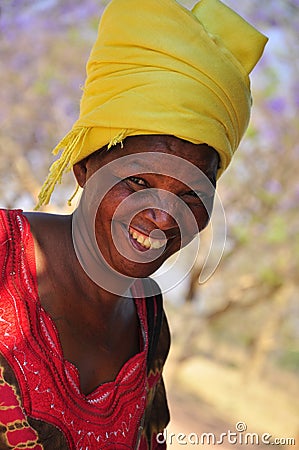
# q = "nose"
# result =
<box><xmin>140</xmin><ymin>190</ymin><xmax>199</xmax><ymax>238</ymax></box>
<box><xmin>143</xmin><ymin>188</ymin><xmax>180</xmax><ymax>232</ymax></box>
<box><xmin>143</xmin><ymin>207</ymin><xmax>178</xmax><ymax>234</ymax></box>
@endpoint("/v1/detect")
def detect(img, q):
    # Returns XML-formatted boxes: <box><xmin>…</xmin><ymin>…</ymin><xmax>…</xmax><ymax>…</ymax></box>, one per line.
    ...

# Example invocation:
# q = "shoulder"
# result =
<box><xmin>0</xmin><ymin>209</ymin><xmax>36</xmax><ymax>294</ymax></box>
<box><xmin>0</xmin><ymin>210</ymin><xmax>64</xmax><ymax>246</ymax></box>
<box><xmin>0</xmin><ymin>208</ymin><xmax>29</xmax><ymax>252</ymax></box>
<box><xmin>23</xmin><ymin>211</ymin><xmax>72</xmax><ymax>247</ymax></box>
<box><xmin>0</xmin><ymin>208</ymin><xmax>22</xmax><ymax>236</ymax></box>
<box><xmin>23</xmin><ymin>211</ymin><xmax>67</xmax><ymax>237</ymax></box>
<box><xmin>23</xmin><ymin>211</ymin><xmax>71</xmax><ymax>264</ymax></box>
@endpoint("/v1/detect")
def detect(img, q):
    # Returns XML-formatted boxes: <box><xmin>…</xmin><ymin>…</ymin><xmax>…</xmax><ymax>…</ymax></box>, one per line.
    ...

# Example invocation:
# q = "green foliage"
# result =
<box><xmin>231</xmin><ymin>224</ymin><xmax>249</xmax><ymax>245</ymax></box>
<box><xmin>265</xmin><ymin>216</ymin><xmax>288</xmax><ymax>244</ymax></box>
<box><xmin>277</xmin><ymin>349</ymin><xmax>299</xmax><ymax>373</ymax></box>
<box><xmin>257</xmin><ymin>188</ymin><xmax>279</xmax><ymax>209</ymax></box>
<box><xmin>258</xmin><ymin>266</ymin><xmax>283</xmax><ymax>288</ymax></box>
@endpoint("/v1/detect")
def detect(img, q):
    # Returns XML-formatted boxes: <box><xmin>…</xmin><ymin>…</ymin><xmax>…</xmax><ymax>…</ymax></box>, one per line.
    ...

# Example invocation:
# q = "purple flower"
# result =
<box><xmin>266</xmin><ymin>97</ymin><xmax>286</xmax><ymax>114</ymax></box>
<box><xmin>265</xmin><ymin>180</ymin><xmax>282</xmax><ymax>195</ymax></box>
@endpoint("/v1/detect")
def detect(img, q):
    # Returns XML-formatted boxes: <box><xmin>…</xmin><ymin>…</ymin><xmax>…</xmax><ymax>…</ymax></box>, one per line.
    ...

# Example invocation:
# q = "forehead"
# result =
<box><xmin>93</xmin><ymin>134</ymin><xmax>219</xmax><ymax>181</ymax></box>
<box><xmin>127</xmin><ymin>135</ymin><xmax>218</xmax><ymax>168</ymax></box>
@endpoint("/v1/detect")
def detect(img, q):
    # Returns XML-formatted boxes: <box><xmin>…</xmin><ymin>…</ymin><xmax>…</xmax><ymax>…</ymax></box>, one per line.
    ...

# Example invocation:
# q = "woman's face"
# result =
<box><xmin>74</xmin><ymin>135</ymin><xmax>219</xmax><ymax>279</ymax></box>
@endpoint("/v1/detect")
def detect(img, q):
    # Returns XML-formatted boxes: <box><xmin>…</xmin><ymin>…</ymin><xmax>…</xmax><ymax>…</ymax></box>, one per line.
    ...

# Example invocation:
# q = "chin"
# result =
<box><xmin>104</xmin><ymin>233</ymin><xmax>179</xmax><ymax>279</ymax></box>
<box><xmin>118</xmin><ymin>261</ymin><xmax>162</xmax><ymax>279</ymax></box>
<box><xmin>109</xmin><ymin>251</ymin><xmax>169</xmax><ymax>279</ymax></box>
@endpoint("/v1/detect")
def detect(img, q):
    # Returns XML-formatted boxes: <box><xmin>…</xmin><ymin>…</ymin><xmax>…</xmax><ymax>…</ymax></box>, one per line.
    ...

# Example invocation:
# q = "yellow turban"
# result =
<box><xmin>36</xmin><ymin>0</ymin><xmax>268</xmax><ymax>208</ymax></box>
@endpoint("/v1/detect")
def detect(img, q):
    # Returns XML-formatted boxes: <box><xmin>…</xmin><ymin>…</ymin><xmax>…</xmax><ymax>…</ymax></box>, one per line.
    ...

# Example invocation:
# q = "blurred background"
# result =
<box><xmin>0</xmin><ymin>0</ymin><xmax>298</xmax><ymax>448</ymax></box>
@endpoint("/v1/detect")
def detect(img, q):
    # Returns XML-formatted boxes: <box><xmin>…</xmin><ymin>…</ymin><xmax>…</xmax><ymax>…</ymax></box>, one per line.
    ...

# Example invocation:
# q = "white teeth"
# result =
<box><xmin>143</xmin><ymin>238</ymin><xmax>151</xmax><ymax>248</ymax></box>
<box><xmin>129</xmin><ymin>227</ymin><xmax>165</xmax><ymax>250</ymax></box>
<box><xmin>151</xmin><ymin>239</ymin><xmax>164</xmax><ymax>249</ymax></box>
<box><xmin>137</xmin><ymin>235</ymin><xmax>144</xmax><ymax>244</ymax></box>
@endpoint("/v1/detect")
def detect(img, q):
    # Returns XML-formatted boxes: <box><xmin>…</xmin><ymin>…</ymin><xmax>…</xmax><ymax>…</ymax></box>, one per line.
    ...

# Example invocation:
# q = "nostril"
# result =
<box><xmin>149</xmin><ymin>208</ymin><xmax>177</xmax><ymax>228</ymax></box>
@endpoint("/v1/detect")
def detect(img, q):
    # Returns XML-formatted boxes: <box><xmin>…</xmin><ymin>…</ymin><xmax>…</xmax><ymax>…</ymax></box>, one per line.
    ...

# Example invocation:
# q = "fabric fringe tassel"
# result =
<box><xmin>67</xmin><ymin>183</ymin><xmax>81</xmax><ymax>207</ymax></box>
<box><xmin>107</xmin><ymin>130</ymin><xmax>127</xmax><ymax>149</ymax></box>
<box><xmin>65</xmin><ymin>129</ymin><xmax>127</xmax><ymax>207</ymax></box>
<box><xmin>35</xmin><ymin>127</ymin><xmax>88</xmax><ymax>210</ymax></box>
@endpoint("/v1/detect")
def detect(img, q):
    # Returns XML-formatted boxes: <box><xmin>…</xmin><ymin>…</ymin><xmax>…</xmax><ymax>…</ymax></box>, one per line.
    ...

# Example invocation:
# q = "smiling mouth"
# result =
<box><xmin>129</xmin><ymin>226</ymin><xmax>166</xmax><ymax>250</ymax></box>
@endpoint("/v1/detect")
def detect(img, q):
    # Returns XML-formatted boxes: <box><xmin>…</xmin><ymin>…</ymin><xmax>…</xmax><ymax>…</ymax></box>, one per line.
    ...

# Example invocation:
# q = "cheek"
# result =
<box><xmin>197</xmin><ymin>209</ymin><xmax>211</xmax><ymax>231</ymax></box>
<box><xmin>178</xmin><ymin>209</ymin><xmax>209</xmax><ymax>251</ymax></box>
<box><xmin>195</xmin><ymin>197</ymin><xmax>214</xmax><ymax>230</ymax></box>
<box><xmin>180</xmin><ymin>201</ymin><xmax>213</xmax><ymax>242</ymax></box>
<box><xmin>96</xmin><ymin>197</ymin><xmax>117</xmax><ymax>227</ymax></box>
<box><xmin>95</xmin><ymin>185</ymin><xmax>135</xmax><ymax>230</ymax></box>
<box><xmin>180</xmin><ymin>206</ymin><xmax>209</xmax><ymax>236</ymax></box>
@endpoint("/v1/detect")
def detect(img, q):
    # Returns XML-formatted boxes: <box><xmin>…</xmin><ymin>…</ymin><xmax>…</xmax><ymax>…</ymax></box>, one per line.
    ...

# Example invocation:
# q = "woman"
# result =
<box><xmin>0</xmin><ymin>0</ymin><xmax>267</xmax><ymax>448</ymax></box>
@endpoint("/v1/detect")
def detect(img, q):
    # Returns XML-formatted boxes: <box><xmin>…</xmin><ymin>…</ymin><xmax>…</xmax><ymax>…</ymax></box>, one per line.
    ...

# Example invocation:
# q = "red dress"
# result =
<box><xmin>0</xmin><ymin>209</ymin><xmax>170</xmax><ymax>449</ymax></box>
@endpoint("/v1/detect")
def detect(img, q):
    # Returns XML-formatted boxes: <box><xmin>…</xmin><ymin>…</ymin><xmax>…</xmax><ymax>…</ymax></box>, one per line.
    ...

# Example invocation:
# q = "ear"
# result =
<box><xmin>73</xmin><ymin>157</ymin><xmax>89</xmax><ymax>188</ymax></box>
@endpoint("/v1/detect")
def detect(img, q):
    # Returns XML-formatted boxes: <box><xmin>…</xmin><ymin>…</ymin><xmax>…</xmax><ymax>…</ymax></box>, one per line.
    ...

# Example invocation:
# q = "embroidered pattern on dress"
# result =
<box><xmin>0</xmin><ymin>364</ymin><xmax>43</xmax><ymax>450</ymax></box>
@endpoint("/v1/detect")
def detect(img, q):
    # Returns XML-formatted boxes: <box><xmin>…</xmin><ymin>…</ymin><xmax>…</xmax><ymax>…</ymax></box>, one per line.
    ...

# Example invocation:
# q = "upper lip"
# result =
<box><xmin>129</xmin><ymin>224</ymin><xmax>178</xmax><ymax>240</ymax></box>
<box><xmin>129</xmin><ymin>225</ymin><xmax>178</xmax><ymax>242</ymax></box>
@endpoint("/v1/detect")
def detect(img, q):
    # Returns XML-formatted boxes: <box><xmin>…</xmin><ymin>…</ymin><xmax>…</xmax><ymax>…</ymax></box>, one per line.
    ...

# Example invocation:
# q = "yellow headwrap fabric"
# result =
<box><xmin>36</xmin><ymin>0</ymin><xmax>267</xmax><ymax>208</ymax></box>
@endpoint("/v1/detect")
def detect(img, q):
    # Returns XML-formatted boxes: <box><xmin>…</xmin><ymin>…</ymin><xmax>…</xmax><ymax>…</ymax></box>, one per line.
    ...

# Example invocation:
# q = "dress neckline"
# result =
<box><xmin>21</xmin><ymin>210</ymin><xmax>148</xmax><ymax>400</ymax></box>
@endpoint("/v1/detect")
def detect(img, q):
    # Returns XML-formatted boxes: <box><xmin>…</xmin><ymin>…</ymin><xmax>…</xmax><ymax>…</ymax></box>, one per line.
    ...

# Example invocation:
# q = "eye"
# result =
<box><xmin>125</xmin><ymin>176</ymin><xmax>148</xmax><ymax>187</ymax></box>
<box><xmin>185</xmin><ymin>190</ymin><xmax>213</xmax><ymax>206</ymax></box>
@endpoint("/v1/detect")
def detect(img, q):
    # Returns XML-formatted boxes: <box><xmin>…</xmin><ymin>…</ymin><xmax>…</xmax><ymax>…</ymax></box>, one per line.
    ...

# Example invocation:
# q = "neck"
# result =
<box><xmin>30</xmin><ymin>212</ymin><xmax>132</xmax><ymax>315</ymax></box>
<box><xmin>70</xmin><ymin>207</ymin><xmax>135</xmax><ymax>300</ymax></box>
<box><xmin>64</xmin><ymin>217</ymin><xmax>136</xmax><ymax>336</ymax></box>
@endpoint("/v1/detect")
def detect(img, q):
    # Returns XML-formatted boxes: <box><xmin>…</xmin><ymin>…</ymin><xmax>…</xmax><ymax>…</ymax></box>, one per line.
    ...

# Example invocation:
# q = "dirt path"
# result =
<box><xmin>162</xmin><ymin>308</ymin><xmax>298</xmax><ymax>450</ymax></box>
<box><xmin>165</xmin><ymin>389</ymin><xmax>276</xmax><ymax>449</ymax></box>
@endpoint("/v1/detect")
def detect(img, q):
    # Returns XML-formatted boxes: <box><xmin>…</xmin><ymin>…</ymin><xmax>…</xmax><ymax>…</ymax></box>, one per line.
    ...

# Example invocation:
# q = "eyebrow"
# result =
<box><xmin>125</xmin><ymin>158</ymin><xmax>160</xmax><ymax>172</ymax></box>
<box><xmin>127</xmin><ymin>158</ymin><xmax>217</xmax><ymax>184</ymax></box>
<box><xmin>126</xmin><ymin>160</ymin><xmax>145</xmax><ymax>170</ymax></box>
